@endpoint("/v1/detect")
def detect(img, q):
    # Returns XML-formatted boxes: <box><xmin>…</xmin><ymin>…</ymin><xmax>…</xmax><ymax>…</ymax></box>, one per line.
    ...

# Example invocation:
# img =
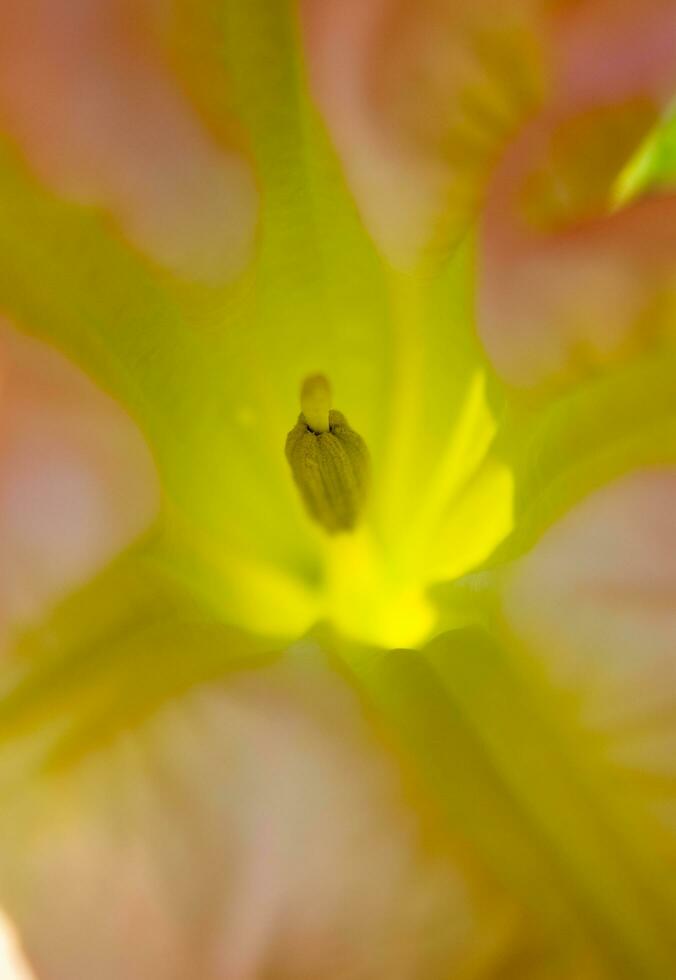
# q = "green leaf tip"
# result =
<box><xmin>286</xmin><ymin>376</ymin><xmax>370</xmax><ymax>534</ymax></box>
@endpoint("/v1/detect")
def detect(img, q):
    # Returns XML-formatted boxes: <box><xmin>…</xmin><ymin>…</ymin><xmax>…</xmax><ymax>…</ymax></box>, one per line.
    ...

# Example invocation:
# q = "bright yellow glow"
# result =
<box><xmin>318</xmin><ymin>372</ymin><xmax>514</xmax><ymax>648</ymax></box>
<box><xmin>324</xmin><ymin>527</ymin><xmax>436</xmax><ymax>648</ymax></box>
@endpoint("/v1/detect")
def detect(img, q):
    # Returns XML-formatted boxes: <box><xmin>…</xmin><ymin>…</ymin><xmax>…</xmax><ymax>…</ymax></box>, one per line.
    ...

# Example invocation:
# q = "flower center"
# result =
<box><xmin>279</xmin><ymin>372</ymin><xmax>514</xmax><ymax>649</ymax></box>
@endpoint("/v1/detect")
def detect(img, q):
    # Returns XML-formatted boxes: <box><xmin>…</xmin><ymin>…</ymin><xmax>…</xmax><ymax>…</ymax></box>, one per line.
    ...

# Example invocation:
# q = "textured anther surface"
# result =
<box><xmin>285</xmin><ymin>409</ymin><xmax>370</xmax><ymax>533</ymax></box>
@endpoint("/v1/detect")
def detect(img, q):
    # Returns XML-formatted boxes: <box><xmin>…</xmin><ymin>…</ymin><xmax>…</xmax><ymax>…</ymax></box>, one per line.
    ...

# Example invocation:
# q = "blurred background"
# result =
<box><xmin>1</xmin><ymin>1</ymin><xmax>676</xmax><ymax>978</ymax></box>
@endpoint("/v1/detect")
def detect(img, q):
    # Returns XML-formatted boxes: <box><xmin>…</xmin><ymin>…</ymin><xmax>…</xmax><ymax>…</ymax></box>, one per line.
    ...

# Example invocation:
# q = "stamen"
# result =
<box><xmin>286</xmin><ymin>375</ymin><xmax>370</xmax><ymax>533</ymax></box>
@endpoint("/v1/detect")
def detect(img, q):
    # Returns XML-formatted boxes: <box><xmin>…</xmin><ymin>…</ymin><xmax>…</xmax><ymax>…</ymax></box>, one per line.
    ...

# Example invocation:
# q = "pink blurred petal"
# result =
<box><xmin>503</xmin><ymin>470</ymin><xmax>676</xmax><ymax>828</ymax></box>
<box><xmin>302</xmin><ymin>0</ymin><xmax>541</xmax><ymax>262</ymax></box>
<box><xmin>553</xmin><ymin>0</ymin><xmax>676</xmax><ymax>106</ymax></box>
<box><xmin>0</xmin><ymin>322</ymin><xmax>159</xmax><ymax>649</ymax></box>
<box><xmin>479</xmin><ymin>0</ymin><xmax>676</xmax><ymax>386</ymax></box>
<box><xmin>0</xmin><ymin>659</ymin><xmax>528</xmax><ymax>979</ymax></box>
<box><xmin>0</xmin><ymin>0</ymin><xmax>257</xmax><ymax>281</ymax></box>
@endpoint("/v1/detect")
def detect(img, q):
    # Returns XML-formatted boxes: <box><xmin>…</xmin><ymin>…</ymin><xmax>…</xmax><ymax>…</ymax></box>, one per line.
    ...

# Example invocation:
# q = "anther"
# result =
<box><xmin>286</xmin><ymin>375</ymin><xmax>370</xmax><ymax>534</ymax></box>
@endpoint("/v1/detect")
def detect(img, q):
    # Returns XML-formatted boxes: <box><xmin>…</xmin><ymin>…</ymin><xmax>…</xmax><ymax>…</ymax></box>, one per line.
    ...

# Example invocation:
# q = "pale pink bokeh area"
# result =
<box><xmin>302</xmin><ymin>0</ymin><xmax>539</xmax><ymax>265</ymax></box>
<box><xmin>0</xmin><ymin>0</ymin><xmax>257</xmax><ymax>281</ymax></box>
<box><xmin>0</xmin><ymin>321</ymin><xmax>159</xmax><ymax>652</ymax></box>
<box><xmin>302</xmin><ymin>0</ymin><xmax>447</xmax><ymax>262</ymax></box>
<box><xmin>505</xmin><ymin>469</ymin><xmax>676</xmax><ymax>728</ymax></box>
<box><xmin>480</xmin><ymin>0</ymin><xmax>676</xmax><ymax>386</ymax></box>
<box><xmin>503</xmin><ymin>469</ymin><xmax>676</xmax><ymax>834</ymax></box>
<box><xmin>0</xmin><ymin>661</ymin><xmax>521</xmax><ymax>980</ymax></box>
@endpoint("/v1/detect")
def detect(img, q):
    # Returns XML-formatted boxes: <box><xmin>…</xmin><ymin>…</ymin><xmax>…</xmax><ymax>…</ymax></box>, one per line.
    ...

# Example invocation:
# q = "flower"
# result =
<box><xmin>1</xmin><ymin>0</ymin><xmax>676</xmax><ymax>977</ymax></box>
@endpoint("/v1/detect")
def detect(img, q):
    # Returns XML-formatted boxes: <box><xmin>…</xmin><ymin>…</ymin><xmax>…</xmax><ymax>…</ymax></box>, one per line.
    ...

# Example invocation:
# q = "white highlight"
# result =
<box><xmin>0</xmin><ymin>911</ymin><xmax>34</xmax><ymax>980</ymax></box>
